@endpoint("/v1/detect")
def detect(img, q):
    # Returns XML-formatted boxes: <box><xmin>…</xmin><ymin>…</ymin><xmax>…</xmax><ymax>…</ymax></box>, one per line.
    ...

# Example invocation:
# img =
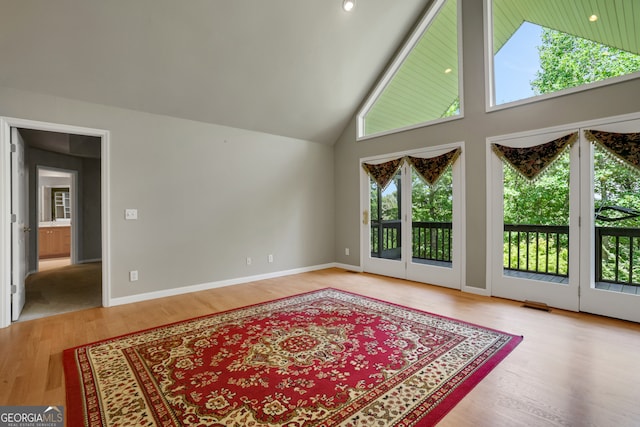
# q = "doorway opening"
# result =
<box><xmin>0</xmin><ymin>118</ymin><xmax>109</xmax><ymax>327</ymax></box>
<box><xmin>37</xmin><ymin>168</ymin><xmax>75</xmax><ymax>272</ymax></box>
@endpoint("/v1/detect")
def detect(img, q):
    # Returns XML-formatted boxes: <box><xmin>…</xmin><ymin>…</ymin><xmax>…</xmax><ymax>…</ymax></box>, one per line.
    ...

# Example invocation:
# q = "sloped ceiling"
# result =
<box><xmin>0</xmin><ymin>0</ymin><xmax>429</xmax><ymax>145</ymax></box>
<box><xmin>364</xmin><ymin>0</ymin><xmax>639</xmax><ymax>137</ymax></box>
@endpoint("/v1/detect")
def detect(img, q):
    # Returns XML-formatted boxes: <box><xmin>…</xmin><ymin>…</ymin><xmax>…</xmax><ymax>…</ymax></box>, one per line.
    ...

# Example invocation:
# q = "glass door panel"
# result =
<box><xmin>580</xmin><ymin>118</ymin><xmax>640</xmax><ymax>323</ymax></box>
<box><xmin>490</xmin><ymin>130</ymin><xmax>579</xmax><ymax>311</ymax></box>
<box><xmin>363</xmin><ymin>169</ymin><xmax>406</xmax><ymax>278</ymax></box>
<box><xmin>370</xmin><ymin>171</ymin><xmax>402</xmax><ymax>261</ymax></box>
<box><xmin>410</xmin><ymin>167</ymin><xmax>453</xmax><ymax>268</ymax></box>
<box><xmin>406</xmin><ymin>163</ymin><xmax>461</xmax><ymax>289</ymax></box>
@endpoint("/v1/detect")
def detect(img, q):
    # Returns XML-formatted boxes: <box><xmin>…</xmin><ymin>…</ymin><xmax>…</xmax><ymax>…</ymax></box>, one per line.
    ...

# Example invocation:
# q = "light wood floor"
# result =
<box><xmin>1</xmin><ymin>268</ymin><xmax>639</xmax><ymax>426</ymax></box>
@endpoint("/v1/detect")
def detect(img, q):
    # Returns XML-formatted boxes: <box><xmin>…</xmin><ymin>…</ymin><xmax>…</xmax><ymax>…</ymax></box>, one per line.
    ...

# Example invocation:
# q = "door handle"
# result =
<box><xmin>363</xmin><ymin>210</ymin><xmax>369</xmax><ymax>225</ymax></box>
<box><xmin>22</xmin><ymin>226</ymin><xmax>31</xmax><ymax>232</ymax></box>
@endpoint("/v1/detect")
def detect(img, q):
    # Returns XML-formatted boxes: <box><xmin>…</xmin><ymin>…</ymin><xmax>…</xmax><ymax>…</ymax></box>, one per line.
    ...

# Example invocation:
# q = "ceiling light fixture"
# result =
<box><xmin>343</xmin><ymin>0</ymin><xmax>355</xmax><ymax>12</ymax></box>
<box><xmin>589</xmin><ymin>14</ymin><xmax>598</xmax><ymax>22</ymax></box>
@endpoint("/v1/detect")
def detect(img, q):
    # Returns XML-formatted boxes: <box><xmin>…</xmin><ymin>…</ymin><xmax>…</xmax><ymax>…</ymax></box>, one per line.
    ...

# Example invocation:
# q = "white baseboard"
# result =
<box><xmin>333</xmin><ymin>263</ymin><xmax>363</xmax><ymax>273</ymax></box>
<box><xmin>108</xmin><ymin>263</ymin><xmax>338</xmax><ymax>307</ymax></box>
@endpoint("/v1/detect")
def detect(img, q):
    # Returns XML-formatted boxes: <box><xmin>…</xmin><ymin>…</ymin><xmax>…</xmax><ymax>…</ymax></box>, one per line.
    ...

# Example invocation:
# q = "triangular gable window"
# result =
<box><xmin>490</xmin><ymin>0</ymin><xmax>640</xmax><ymax>106</ymax></box>
<box><xmin>357</xmin><ymin>0</ymin><xmax>461</xmax><ymax>140</ymax></box>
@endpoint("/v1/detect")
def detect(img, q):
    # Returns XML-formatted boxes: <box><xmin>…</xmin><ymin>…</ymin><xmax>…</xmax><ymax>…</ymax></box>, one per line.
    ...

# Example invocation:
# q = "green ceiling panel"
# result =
<box><xmin>361</xmin><ymin>0</ymin><xmax>640</xmax><ymax>138</ymax></box>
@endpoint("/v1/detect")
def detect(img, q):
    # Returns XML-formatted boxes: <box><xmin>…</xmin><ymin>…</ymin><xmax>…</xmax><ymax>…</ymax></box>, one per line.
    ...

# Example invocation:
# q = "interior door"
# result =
<box><xmin>489</xmin><ymin>129</ymin><xmax>580</xmax><ymax>311</ymax></box>
<box><xmin>11</xmin><ymin>127</ymin><xmax>28</xmax><ymax>321</ymax></box>
<box><xmin>362</xmin><ymin>146</ymin><xmax>463</xmax><ymax>289</ymax></box>
<box><xmin>579</xmin><ymin>117</ymin><xmax>640</xmax><ymax>323</ymax></box>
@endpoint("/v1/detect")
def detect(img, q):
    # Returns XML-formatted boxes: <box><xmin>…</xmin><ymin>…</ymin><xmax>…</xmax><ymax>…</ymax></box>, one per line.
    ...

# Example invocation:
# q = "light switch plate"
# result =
<box><xmin>125</xmin><ymin>209</ymin><xmax>138</xmax><ymax>220</ymax></box>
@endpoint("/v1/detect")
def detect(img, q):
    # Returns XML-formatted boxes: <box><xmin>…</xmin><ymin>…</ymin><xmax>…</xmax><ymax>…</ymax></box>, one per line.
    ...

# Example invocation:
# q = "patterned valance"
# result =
<box><xmin>408</xmin><ymin>148</ymin><xmax>461</xmax><ymax>186</ymax></box>
<box><xmin>362</xmin><ymin>158</ymin><xmax>404</xmax><ymax>190</ymax></box>
<box><xmin>492</xmin><ymin>132</ymin><xmax>578</xmax><ymax>181</ymax></box>
<box><xmin>585</xmin><ymin>130</ymin><xmax>640</xmax><ymax>173</ymax></box>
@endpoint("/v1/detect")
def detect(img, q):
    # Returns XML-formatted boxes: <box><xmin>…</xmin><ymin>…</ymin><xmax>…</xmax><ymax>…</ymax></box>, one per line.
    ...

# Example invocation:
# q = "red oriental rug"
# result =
<box><xmin>64</xmin><ymin>288</ymin><xmax>522</xmax><ymax>426</ymax></box>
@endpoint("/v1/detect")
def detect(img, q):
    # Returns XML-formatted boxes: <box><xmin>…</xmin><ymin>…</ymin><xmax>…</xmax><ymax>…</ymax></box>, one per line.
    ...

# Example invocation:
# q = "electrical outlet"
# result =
<box><xmin>345</xmin><ymin>248</ymin><xmax>350</xmax><ymax>256</ymax></box>
<box><xmin>125</xmin><ymin>209</ymin><xmax>138</xmax><ymax>220</ymax></box>
<box><xmin>246</xmin><ymin>257</ymin><xmax>252</xmax><ymax>265</ymax></box>
<box><xmin>129</xmin><ymin>270</ymin><xmax>138</xmax><ymax>282</ymax></box>
<box><xmin>268</xmin><ymin>254</ymin><xmax>274</xmax><ymax>263</ymax></box>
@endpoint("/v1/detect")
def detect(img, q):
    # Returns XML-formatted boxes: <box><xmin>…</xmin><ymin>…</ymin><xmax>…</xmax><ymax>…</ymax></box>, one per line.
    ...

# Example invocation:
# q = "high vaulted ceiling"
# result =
<box><xmin>363</xmin><ymin>0</ymin><xmax>640</xmax><ymax>137</ymax></box>
<box><xmin>0</xmin><ymin>0</ymin><xmax>429</xmax><ymax>145</ymax></box>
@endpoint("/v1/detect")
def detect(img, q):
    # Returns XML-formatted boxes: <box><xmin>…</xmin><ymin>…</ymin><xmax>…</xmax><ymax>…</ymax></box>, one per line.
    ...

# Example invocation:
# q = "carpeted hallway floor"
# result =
<box><xmin>19</xmin><ymin>262</ymin><xmax>102</xmax><ymax>322</ymax></box>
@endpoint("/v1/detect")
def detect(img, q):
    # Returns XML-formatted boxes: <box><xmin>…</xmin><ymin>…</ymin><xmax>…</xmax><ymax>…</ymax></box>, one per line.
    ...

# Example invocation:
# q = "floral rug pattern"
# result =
<box><xmin>64</xmin><ymin>289</ymin><xmax>522</xmax><ymax>426</ymax></box>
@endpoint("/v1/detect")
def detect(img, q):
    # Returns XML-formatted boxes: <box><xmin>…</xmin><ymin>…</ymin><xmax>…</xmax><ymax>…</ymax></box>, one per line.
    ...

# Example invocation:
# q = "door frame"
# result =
<box><xmin>360</xmin><ymin>142</ymin><xmax>466</xmax><ymax>290</ymax></box>
<box><xmin>485</xmin><ymin>111</ymin><xmax>640</xmax><ymax>315</ymax></box>
<box><xmin>486</xmin><ymin>126</ymin><xmax>581</xmax><ymax>311</ymax></box>
<box><xmin>0</xmin><ymin>117</ymin><xmax>111</xmax><ymax>328</ymax></box>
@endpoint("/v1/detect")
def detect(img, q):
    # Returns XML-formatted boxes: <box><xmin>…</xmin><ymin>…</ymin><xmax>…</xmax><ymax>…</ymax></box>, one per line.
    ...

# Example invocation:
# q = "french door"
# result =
<box><xmin>579</xmin><ymin>117</ymin><xmax>640</xmax><ymax>323</ymax></box>
<box><xmin>488</xmin><ymin>129</ymin><xmax>580</xmax><ymax>311</ymax></box>
<box><xmin>361</xmin><ymin>145</ymin><xmax>464</xmax><ymax>289</ymax></box>
<box><xmin>489</xmin><ymin>114</ymin><xmax>640</xmax><ymax>322</ymax></box>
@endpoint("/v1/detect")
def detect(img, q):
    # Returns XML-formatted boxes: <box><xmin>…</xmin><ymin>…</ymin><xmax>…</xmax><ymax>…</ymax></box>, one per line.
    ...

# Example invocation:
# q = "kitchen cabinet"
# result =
<box><xmin>39</xmin><ymin>226</ymin><xmax>71</xmax><ymax>259</ymax></box>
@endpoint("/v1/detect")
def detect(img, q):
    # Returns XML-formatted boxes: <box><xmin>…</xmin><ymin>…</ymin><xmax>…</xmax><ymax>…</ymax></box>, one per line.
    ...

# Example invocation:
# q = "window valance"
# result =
<box><xmin>362</xmin><ymin>158</ymin><xmax>404</xmax><ymax>190</ymax></box>
<box><xmin>408</xmin><ymin>148</ymin><xmax>461</xmax><ymax>186</ymax></box>
<box><xmin>585</xmin><ymin>130</ymin><xmax>640</xmax><ymax>174</ymax></box>
<box><xmin>362</xmin><ymin>148</ymin><xmax>461</xmax><ymax>189</ymax></box>
<box><xmin>492</xmin><ymin>132</ymin><xmax>577</xmax><ymax>181</ymax></box>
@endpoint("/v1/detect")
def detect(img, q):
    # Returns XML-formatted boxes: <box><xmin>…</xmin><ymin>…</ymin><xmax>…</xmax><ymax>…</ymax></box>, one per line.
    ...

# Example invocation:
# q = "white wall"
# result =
<box><xmin>0</xmin><ymin>86</ymin><xmax>335</xmax><ymax>300</ymax></box>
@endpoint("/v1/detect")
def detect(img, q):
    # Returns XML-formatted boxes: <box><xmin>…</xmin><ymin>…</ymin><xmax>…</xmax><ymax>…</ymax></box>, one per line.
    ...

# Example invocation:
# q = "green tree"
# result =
<box><xmin>411</xmin><ymin>167</ymin><xmax>453</xmax><ymax>222</ymax></box>
<box><xmin>531</xmin><ymin>28</ymin><xmax>640</xmax><ymax>95</ymax></box>
<box><xmin>504</xmin><ymin>27</ymin><xmax>640</xmax><ymax>226</ymax></box>
<box><xmin>504</xmin><ymin>28</ymin><xmax>640</xmax><ymax>278</ymax></box>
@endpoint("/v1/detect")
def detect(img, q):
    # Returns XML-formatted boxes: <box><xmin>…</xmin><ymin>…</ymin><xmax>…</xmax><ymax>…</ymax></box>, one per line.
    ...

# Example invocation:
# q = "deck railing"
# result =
<box><xmin>503</xmin><ymin>224</ymin><xmax>569</xmax><ymax>277</ymax></box>
<box><xmin>596</xmin><ymin>226</ymin><xmax>640</xmax><ymax>286</ymax></box>
<box><xmin>370</xmin><ymin>221</ymin><xmax>640</xmax><ymax>286</ymax></box>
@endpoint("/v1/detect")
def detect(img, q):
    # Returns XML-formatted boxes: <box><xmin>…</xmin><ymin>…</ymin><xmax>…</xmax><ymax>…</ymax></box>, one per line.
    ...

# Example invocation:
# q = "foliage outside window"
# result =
<box><xmin>492</xmin><ymin>0</ymin><xmax>640</xmax><ymax>106</ymax></box>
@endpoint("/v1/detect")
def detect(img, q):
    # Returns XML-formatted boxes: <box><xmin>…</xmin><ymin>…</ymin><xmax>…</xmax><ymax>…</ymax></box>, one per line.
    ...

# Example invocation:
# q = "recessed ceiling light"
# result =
<box><xmin>444</xmin><ymin>68</ymin><xmax>453</xmax><ymax>74</ymax></box>
<box><xmin>343</xmin><ymin>0</ymin><xmax>355</xmax><ymax>12</ymax></box>
<box><xmin>589</xmin><ymin>14</ymin><xmax>598</xmax><ymax>22</ymax></box>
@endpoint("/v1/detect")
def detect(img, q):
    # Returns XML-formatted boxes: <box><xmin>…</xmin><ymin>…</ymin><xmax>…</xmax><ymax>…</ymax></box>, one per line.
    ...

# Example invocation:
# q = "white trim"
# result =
<box><xmin>334</xmin><ymin>263</ymin><xmax>363</xmax><ymax>273</ymax></box>
<box><xmin>356</xmin><ymin>0</ymin><xmax>463</xmax><ymax>141</ymax></box>
<box><xmin>488</xmin><ymin>72</ymin><xmax>640</xmax><ymax>113</ymax></box>
<box><xmin>109</xmin><ymin>263</ymin><xmax>338</xmax><ymax>307</ymax></box>
<box><xmin>0</xmin><ymin>117</ymin><xmax>110</xmax><ymax>327</ymax></box>
<box><xmin>357</xmin><ymin>115</ymin><xmax>463</xmax><ymax>142</ymax></box>
<box><xmin>0</xmin><ymin>120</ymin><xmax>11</xmax><ymax>328</ymax></box>
<box><xmin>484</xmin><ymin>0</ymin><xmax>640</xmax><ymax>112</ymax></box>
<box><xmin>483</xmin><ymin>0</ymin><xmax>495</xmax><ymax>110</ymax></box>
